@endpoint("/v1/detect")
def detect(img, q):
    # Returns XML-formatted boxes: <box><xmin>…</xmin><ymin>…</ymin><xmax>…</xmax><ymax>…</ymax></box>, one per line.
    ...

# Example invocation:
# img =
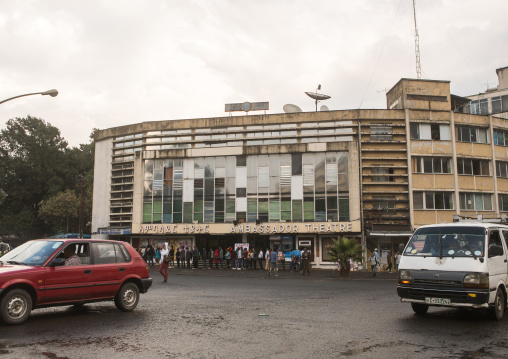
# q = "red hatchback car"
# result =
<box><xmin>0</xmin><ymin>239</ymin><xmax>152</xmax><ymax>325</ymax></box>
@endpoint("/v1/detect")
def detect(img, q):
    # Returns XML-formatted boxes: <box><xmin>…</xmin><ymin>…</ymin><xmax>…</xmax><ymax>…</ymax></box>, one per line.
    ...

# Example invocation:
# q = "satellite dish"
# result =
<box><xmin>305</xmin><ymin>92</ymin><xmax>331</xmax><ymax>101</ymax></box>
<box><xmin>283</xmin><ymin>104</ymin><xmax>302</xmax><ymax>113</ymax></box>
<box><xmin>320</xmin><ymin>105</ymin><xmax>329</xmax><ymax>111</ymax></box>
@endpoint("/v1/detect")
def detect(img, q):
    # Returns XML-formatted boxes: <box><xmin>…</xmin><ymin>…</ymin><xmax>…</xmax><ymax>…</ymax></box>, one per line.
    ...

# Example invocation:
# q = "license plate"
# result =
<box><xmin>425</xmin><ymin>297</ymin><xmax>451</xmax><ymax>305</ymax></box>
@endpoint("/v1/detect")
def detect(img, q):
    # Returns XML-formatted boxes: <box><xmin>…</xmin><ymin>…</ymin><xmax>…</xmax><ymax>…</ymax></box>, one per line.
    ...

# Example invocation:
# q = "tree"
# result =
<box><xmin>327</xmin><ymin>237</ymin><xmax>362</xmax><ymax>276</ymax></box>
<box><xmin>0</xmin><ymin>117</ymin><xmax>96</xmax><ymax>239</ymax></box>
<box><xmin>38</xmin><ymin>190</ymin><xmax>79</xmax><ymax>233</ymax></box>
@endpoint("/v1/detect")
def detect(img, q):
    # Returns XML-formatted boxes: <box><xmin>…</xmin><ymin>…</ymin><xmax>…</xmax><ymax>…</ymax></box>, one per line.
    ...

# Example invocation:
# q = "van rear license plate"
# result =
<box><xmin>425</xmin><ymin>297</ymin><xmax>451</xmax><ymax>305</ymax></box>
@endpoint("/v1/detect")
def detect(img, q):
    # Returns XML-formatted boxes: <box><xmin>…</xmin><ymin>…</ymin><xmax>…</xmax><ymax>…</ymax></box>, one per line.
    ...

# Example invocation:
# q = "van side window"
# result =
<box><xmin>503</xmin><ymin>231</ymin><xmax>508</xmax><ymax>248</ymax></box>
<box><xmin>488</xmin><ymin>230</ymin><xmax>504</xmax><ymax>257</ymax></box>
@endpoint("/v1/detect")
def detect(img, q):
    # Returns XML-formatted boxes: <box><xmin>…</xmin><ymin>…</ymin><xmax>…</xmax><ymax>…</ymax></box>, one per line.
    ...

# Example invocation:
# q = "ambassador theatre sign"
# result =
<box><xmin>137</xmin><ymin>222</ymin><xmax>356</xmax><ymax>235</ymax></box>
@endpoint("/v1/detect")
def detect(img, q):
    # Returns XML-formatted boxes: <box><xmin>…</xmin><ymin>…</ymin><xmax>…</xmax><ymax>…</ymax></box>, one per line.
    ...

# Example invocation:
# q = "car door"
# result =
<box><xmin>92</xmin><ymin>242</ymin><xmax>129</xmax><ymax>299</ymax></box>
<box><xmin>42</xmin><ymin>242</ymin><xmax>93</xmax><ymax>304</ymax></box>
<box><xmin>487</xmin><ymin>230</ymin><xmax>507</xmax><ymax>288</ymax></box>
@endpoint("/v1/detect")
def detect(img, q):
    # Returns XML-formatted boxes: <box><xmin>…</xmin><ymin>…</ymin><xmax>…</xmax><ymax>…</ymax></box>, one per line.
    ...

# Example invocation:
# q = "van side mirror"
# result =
<box><xmin>488</xmin><ymin>244</ymin><xmax>504</xmax><ymax>258</ymax></box>
<box><xmin>50</xmin><ymin>258</ymin><xmax>66</xmax><ymax>267</ymax></box>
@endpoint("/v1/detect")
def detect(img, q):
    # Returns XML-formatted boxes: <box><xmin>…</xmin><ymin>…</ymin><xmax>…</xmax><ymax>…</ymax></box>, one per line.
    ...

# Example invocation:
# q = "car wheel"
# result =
<box><xmin>114</xmin><ymin>283</ymin><xmax>139</xmax><ymax>312</ymax></box>
<box><xmin>489</xmin><ymin>288</ymin><xmax>505</xmax><ymax>321</ymax></box>
<box><xmin>0</xmin><ymin>289</ymin><xmax>32</xmax><ymax>325</ymax></box>
<box><xmin>411</xmin><ymin>303</ymin><xmax>429</xmax><ymax>315</ymax></box>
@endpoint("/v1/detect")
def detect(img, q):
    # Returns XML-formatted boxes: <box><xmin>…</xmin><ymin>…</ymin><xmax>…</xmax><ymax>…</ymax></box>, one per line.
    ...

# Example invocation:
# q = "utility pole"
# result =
<box><xmin>79</xmin><ymin>179</ymin><xmax>85</xmax><ymax>239</ymax></box>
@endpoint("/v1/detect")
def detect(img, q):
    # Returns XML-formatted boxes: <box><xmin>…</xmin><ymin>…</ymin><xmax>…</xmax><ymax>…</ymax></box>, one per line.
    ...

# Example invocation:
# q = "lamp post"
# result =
<box><xmin>0</xmin><ymin>89</ymin><xmax>58</xmax><ymax>105</ymax></box>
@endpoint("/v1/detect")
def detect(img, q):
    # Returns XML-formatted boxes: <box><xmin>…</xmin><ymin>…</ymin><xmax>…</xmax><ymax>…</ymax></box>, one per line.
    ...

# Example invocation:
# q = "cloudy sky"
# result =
<box><xmin>1</xmin><ymin>0</ymin><xmax>507</xmax><ymax>147</ymax></box>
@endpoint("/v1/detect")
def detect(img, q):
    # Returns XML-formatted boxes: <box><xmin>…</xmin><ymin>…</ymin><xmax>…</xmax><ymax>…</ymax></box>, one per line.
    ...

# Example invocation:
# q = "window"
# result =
<box><xmin>456</xmin><ymin>125</ymin><xmax>489</xmax><ymax>144</ymax></box>
<box><xmin>372</xmin><ymin>197</ymin><xmax>395</xmax><ymax>213</ymax></box>
<box><xmin>413</xmin><ymin>191</ymin><xmax>454</xmax><ymax>210</ymax></box>
<box><xmin>496</xmin><ymin>161</ymin><xmax>508</xmax><ymax>178</ymax></box>
<box><xmin>465</xmin><ymin>99</ymin><xmax>489</xmax><ymax>115</ymax></box>
<box><xmin>412</xmin><ymin>157</ymin><xmax>452</xmax><ymax>174</ymax></box>
<box><xmin>457</xmin><ymin>158</ymin><xmax>490</xmax><ymax>176</ymax></box>
<box><xmin>493</xmin><ymin>130</ymin><xmax>508</xmax><ymax>146</ymax></box>
<box><xmin>371</xmin><ymin>167</ymin><xmax>394</xmax><ymax>182</ymax></box>
<box><xmin>499</xmin><ymin>194</ymin><xmax>508</xmax><ymax>212</ymax></box>
<box><xmin>410</xmin><ymin>123</ymin><xmax>450</xmax><ymax>140</ymax></box>
<box><xmin>370</xmin><ymin>126</ymin><xmax>392</xmax><ymax>141</ymax></box>
<box><xmin>459</xmin><ymin>192</ymin><xmax>493</xmax><ymax>211</ymax></box>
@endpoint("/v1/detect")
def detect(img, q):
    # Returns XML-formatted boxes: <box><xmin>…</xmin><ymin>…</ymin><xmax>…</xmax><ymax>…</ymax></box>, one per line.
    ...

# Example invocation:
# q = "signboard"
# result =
<box><xmin>136</xmin><ymin>222</ymin><xmax>356</xmax><ymax>235</ymax></box>
<box><xmin>98</xmin><ymin>228</ymin><xmax>132</xmax><ymax>235</ymax></box>
<box><xmin>225</xmin><ymin>101</ymin><xmax>269</xmax><ymax>113</ymax></box>
<box><xmin>234</xmin><ymin>243</ymin><xmax>249</xmax><ymax>251</ymax></box>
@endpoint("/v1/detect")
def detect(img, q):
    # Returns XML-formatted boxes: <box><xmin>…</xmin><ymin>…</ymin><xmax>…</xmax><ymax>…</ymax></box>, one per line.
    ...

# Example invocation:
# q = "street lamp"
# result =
<box><xmin>0</xmin><ymin>89</ymin><xmax>58</xmax><ymax>105</ymax></box>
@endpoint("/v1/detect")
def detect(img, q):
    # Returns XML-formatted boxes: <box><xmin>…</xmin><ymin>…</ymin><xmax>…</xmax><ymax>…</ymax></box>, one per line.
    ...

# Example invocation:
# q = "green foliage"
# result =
<box><xmin>327</xmin><ymin>237</ymin><xmax>362</xmax><ymax>276</ymax></box>
<box><xmin>0</xmin><ymin>116</ymin><xmax>95</xmax><ymax>239</ymax></box>
<box><xmin>38</xmin><ymin>190</ymin><xmax>79</xmax><ymax>233</ymax></box>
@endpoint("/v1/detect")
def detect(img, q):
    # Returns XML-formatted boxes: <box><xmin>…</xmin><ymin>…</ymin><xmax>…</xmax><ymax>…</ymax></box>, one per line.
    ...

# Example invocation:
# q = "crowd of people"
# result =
<box><xmin>137</xmin><ymin>242</ymin><xmax>312</xmax><ymax>282</ymax></box>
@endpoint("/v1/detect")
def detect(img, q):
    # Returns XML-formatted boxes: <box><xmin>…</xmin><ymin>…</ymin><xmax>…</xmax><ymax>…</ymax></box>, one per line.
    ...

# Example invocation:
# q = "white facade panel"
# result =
<box><xmin>183</xmin><ymin>179</ymin><xmax>194</xmax><ymax>202</ymax></box>
<box><xmin>236</xmin><ymin>167</ymin><xmax>247</xmax><ymax>187</ymax></box>
<box><xmin>291</xmin><ymin>176</ymin><xmax>303</xmax><ymax>200</ymax></box>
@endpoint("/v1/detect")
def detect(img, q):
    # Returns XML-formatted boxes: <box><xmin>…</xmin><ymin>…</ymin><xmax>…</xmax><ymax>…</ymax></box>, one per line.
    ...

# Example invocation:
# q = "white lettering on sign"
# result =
<box><xmin>140</xmin><ymin>222</ymin><xmax>352</xmax><ymax>234</ymax></box>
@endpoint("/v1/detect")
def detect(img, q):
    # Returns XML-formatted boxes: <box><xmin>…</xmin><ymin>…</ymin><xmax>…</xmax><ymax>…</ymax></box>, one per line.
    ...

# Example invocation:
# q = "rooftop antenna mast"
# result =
<box><xmin>413</xmin><ymin>0</ymin><xmax>422</xmax><ymax>79</ymax></box>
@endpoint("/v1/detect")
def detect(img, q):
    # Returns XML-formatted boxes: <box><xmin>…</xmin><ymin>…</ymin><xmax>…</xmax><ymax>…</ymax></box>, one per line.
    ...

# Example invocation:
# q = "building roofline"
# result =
<box><xmin>386</xmin><ymin>78</ymin><xmax>450</xmax><ymax>96</ymax></box>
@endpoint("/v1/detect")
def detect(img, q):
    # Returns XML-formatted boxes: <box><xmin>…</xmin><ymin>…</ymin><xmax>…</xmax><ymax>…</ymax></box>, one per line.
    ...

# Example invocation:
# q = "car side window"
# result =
<box><xmin>114</xmin><ymin>244</ymin><xmax>131</xmax><ymax>263</ymax></box>
<box><xmin>488</xmin><ymin>230</ymin><xmax>504</xmax><ymax>257</ymax></box>
<box><xmin>93</xmin><ymin>243</ymin><xmax>117</xmax><ymax>264</ymax></box>
<box><xmin>502</xmin><ymin>231</ymin><xmax>508</xmax><ymax>249</ymax></box>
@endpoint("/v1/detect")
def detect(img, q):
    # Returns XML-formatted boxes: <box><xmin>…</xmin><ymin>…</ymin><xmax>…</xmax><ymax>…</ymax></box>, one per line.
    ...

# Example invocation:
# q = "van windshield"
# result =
<box><xmin>405</xmin><ymin>226</ymin><xmax>485</xmax><ymax>258</ymax></box>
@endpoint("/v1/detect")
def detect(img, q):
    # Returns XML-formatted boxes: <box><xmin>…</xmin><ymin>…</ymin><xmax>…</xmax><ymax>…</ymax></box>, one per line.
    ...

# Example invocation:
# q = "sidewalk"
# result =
<box><xmin>150</xmin><ymin>265</ymin><xmax>398</xmax><ymax>281</ymax></box>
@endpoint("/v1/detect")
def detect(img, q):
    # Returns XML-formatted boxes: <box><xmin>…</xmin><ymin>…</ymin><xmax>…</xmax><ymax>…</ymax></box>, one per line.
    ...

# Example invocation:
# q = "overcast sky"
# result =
<box><xmin>1</xmin><ymin>0</ymin><xmax>507</xmax><ymax>147</ymax></box>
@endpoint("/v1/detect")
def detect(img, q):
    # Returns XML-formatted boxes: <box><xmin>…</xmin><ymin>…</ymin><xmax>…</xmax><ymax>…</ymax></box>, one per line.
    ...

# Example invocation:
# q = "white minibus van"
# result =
<box><xmin>397</xmin><ymin>222</ymin><xmax>508</xmax><ymax>320</ymax></box>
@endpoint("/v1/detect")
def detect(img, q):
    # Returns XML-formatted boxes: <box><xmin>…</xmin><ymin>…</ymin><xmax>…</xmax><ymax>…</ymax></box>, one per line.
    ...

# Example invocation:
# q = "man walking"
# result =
<box><xmin>369</xmin><ymin>248</ymin><xmax>379</xmax><ymax>277</ymax></box>
<box><xmin>269</xmin><ymin>250</ymin><xmax>278</xmax><ymax>277</ymax></box>
<box><xmin>159</xmin><ymin>244</ymin><xmax>169</xmax><ymax>283</ymax></box>
<box><xmin>301</xmin><ymin>248</ymin><xmax>311</xmax><ymax>276</ymax></box>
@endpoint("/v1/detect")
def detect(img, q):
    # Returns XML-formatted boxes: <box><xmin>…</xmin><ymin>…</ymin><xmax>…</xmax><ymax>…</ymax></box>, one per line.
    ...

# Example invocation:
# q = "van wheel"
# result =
<box><xmin>114</xmin><ymin>283</ymin><xmax>139</xmax><ymax>311</ymax></box>
<box><xmin>0</xmin><ymin>289</ymin><xmax>32</xmax><ymax>325</ymax></box>
<box><xmin>489</xmin><ymin>288</ymin><xmax>505</xmax><ymax>321</ymax></box>
<box><xmin>411</xmin><ymin>303</ymin><xmax>429</xmax><ymax>315</ymax></box>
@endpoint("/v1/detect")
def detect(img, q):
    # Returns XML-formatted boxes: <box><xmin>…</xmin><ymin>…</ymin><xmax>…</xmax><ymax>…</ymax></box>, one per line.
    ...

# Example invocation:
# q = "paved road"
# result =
<box><xmin>0</xmin><ymin>268</ymin><xmax>507</xmax><ymax>359</ymax></box>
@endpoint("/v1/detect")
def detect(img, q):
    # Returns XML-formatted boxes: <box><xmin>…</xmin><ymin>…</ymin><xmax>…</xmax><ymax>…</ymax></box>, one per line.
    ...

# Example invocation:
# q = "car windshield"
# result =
<box><xmin>404</xmin><ymin>226</ymin><xmax>485</xmax><ymax>258</ymax></box>
<box><xmin>0</xmin><ymin>240</ymin><xmax>63</xmax><ymax>266</ymax></box>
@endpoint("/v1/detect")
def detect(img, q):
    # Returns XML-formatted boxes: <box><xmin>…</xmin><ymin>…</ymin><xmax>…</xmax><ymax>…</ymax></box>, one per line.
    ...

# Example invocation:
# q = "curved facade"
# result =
<box><xmin>92</xmin><ymin>77</ymin><xmax>508</xmax><ymax>268</ymax></box>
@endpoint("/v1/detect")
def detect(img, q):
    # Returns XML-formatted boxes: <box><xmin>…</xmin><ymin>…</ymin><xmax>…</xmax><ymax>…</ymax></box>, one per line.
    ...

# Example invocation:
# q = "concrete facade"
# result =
<box><xmin>92</xmin><ymin>76</ymin><xmax>508</xmax><ymax>268</ymax></box>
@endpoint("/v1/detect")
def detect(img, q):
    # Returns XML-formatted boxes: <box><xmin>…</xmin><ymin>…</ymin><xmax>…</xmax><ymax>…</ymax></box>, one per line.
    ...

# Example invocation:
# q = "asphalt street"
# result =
<box><xmin>1</xmin><ymin>267</ymin><xmax>507</xmax><ymax>359</ymax></box>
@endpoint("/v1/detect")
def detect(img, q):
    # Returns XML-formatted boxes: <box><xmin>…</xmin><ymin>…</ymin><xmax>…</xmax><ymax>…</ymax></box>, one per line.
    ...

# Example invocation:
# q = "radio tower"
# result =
<box><xmin>413</xmin><ymin>0</ymin><xmax>422</xmax><ymax>79</ymax></box>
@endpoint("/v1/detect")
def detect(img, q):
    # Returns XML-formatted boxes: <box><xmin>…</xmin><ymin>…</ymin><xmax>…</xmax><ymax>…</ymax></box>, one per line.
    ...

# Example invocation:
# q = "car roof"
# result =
<box><xmin>416</xmin><ymin>222</ymin><xmax>508</xmax><ymax>230</ymax></box>
<box><xmin>36</xmin><ymin>238</ymin><xmax>128</xmax><ymax>245</ymax></box>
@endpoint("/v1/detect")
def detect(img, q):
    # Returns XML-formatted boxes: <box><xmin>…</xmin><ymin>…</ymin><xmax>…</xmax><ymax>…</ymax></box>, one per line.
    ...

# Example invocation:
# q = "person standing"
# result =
<box><xmin>369</xmin><ymin>250</ymin><xmax>379</xmax><ymax>277</ymax></box>
<box><xmin>225</xmin><ymin>247</ymin><xmax>231</xmax><ymax>268</ymax></box>
<box><xmin>231</xmin><ymin>247</ymin><xmax>237</xmax><ymax>269</ymax></box>
<box><xmin>302</xmin><ymin>248</ymin><xmax>311</xmax><ymax>276</ymax></box>
<box><xmin>214</xmin><ymin>248</ymin><xmax>219</xmax><ymax>269</ymax></box>
<box><xmin>209</xmin><ymin>247</ymin><xmax>214</xmax><ymax>269</ymax></box>
<box><xmin>192</xmin><ymin>246</ymin><xmax>200</xmax><ymax>269</ymax></box>
<box><xmin>219</xmin><ymin>246</ymin><xmax>224</xmax><ymax>269</ymax></box>
<box><xmin>159</xmin><ymin>244</ymin><xmax>169</xmax><ymax>282</ymax></box>
<box><xmin>146</xmin><ymin>241</ymin><xmax>155</xmax><ymax>267</ymax></box>
<box><xmin>269</xmin><ymin>250</ymin><xmax>278</xmax><ymax>277</ymax></box>
<box><xmin>385</xmin><ymin>250</ymin><xmax>393</xmax><ymax>272</ymax></box>
<box><xmin>169</xmin><ymin>245</ymin><xmax>175</xmax><ymax>268</ymax></box>
<box><xmin>258</xmin><ymin>248</ymin><xmax>264</xmax><ymax>270</ymax></box>
<box><xmin>185</xmin><ymin>247</ymin><xmax>191</xmax><ymax>269</ymax></box>
<box><xmin>264</xmin><ymin>248</ymin><xmax>270</xmax><ymax>271</ymax></box>
<box><xmin>202</xmin><ymin>247</ymin><xmax>208</xmax><ymax>269</ymax></box>
<box><xmin>395</xmin><ymin>250</ymin><xmax>401</xmax><ymax>272</ymax></box>
<box><xmin>243</xmin><ymin>248</ymin><xmax>249</xmax><ymax>270</ymax></box>
<box><xmin>236</xmin><ymin>247</ymin><xmax>242</xmax><ymax>270</ymax></box>
<box><xmin>176</xmin><ymin>247</ymin><xmax>181</xmax><ymax>268</ymax></box>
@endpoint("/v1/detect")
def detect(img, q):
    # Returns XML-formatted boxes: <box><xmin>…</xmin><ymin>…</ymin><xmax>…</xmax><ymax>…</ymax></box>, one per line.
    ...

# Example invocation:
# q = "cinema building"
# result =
<box><xmin>92</xmin><ymin>74</ymin><xmax>508</xmax><ymax>268</ymax></box>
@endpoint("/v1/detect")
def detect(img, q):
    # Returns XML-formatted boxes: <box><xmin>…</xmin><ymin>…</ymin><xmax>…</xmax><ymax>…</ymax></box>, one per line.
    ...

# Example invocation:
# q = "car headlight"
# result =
<box><xmin>398</xmin><ymin>270</ymin><xmax>412</xmax><ymax>285</ymax></box>
<box><xmin>463</xmin><ymin>273</ymin><xmax>489</xmax><ymax>289</ymax></box>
